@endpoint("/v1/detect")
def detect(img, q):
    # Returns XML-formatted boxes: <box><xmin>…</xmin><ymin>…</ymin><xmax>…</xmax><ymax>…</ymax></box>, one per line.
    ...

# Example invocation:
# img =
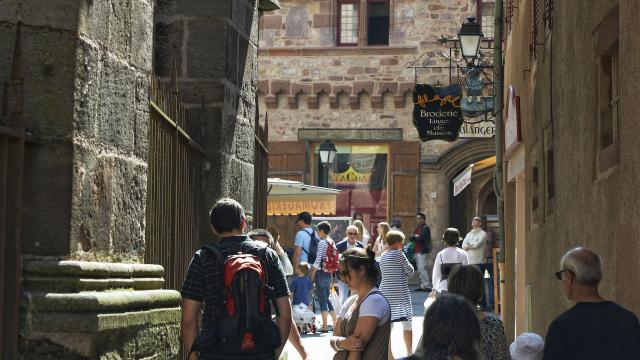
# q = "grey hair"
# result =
<box><xmin>247</xmin><ymin>228</ymin><xmax>274</xmax><ymax>245</ymax></box>
<box><xmin>560</xmin><ymin>247</ymin><xmax>603</xmax><ymax>286</ymax></box>
<box><xmin>346</xmin><ymin>225</ymin><xmax>359</xmax><ymax>234</ymax></box>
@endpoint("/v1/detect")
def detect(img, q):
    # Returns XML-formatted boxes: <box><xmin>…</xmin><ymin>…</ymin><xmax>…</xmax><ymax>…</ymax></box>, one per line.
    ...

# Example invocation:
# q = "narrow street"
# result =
<box><xmin>283</xmin><ymin>284</ymin><xmax>430</xmax><ymax>360</ymax></box>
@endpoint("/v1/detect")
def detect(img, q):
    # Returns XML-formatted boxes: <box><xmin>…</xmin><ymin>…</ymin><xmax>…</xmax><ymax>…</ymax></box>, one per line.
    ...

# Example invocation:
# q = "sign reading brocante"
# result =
<box><xmin>413</xmin><ymin>84</ymin><xmax>463</xmax><ymax>142</ymax></box>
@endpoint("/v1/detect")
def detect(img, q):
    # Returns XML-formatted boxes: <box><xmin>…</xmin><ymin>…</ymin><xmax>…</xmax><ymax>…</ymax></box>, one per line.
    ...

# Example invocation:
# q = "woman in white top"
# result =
<box><xmin>431</xmin><ymin>228</ymin><xmax>469</xmax><ymax>294</ymax></box>
<box><xmin>330</xmin><ymin>247</ymin><xmax>391</xmax><ymax>360</ymax></box>
<box><xmin>372</xmin><ymin>222</ymin><xmax>390</xmax><ymax>262</ymax></box>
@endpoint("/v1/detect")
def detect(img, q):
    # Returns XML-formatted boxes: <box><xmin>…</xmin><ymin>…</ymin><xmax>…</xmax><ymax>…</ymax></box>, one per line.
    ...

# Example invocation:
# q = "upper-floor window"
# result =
<box><xmin>478</xmin><ymin>0</ymin><xmax>495</xmax><ymax>39</ymax></box>
<box><xmin>338</xmin><ymin>0</ymin><xmax>389</xmax><ymax>46</ymax></box>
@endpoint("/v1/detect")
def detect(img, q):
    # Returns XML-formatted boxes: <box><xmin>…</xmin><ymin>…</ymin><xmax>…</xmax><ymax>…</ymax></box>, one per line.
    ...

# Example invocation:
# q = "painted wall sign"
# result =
<box><xmin>413</xmin><ymin>84</ymin><xmax>463</xmax><ymax>142</ymax></box>
<box><xmin>505</xmin><ymin>85</ymin><xmax>522</xmax><ymax>156</ymax></box>
<box><xmin>331</xmin><ymin>166</ymin><xmax>372</xmax><ymax>185</ymax></box>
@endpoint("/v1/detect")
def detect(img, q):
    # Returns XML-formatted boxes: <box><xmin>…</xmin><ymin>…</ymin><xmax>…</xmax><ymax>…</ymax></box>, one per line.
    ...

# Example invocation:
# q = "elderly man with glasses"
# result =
<box><xmin>543</xmin><ymin>247</ymin><xmax>640</xmax><ymax>360</ymax></box>
<box><xmin>335</xmin><ymin>225</ymin><xmax>365</xmax><ymax>304</ymax></box>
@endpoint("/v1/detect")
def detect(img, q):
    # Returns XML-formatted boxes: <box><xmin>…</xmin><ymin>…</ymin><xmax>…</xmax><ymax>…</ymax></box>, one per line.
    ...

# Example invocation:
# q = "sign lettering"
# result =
<box><xmin>413</xmin><ymin>84</ymin><xmax>463</xmax><ymax>142</ymax></box>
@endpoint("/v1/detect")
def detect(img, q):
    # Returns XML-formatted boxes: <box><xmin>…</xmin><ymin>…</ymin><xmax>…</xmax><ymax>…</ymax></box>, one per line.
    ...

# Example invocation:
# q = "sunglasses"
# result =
<box><xmin>554</xmin><ymin>269</ymin><xmax>574</xmax><ymax>280</ymax></box>
<box><xmin>347</xmin><ymin>232</ymin><xmax>357</xmax><ymax>235</ymax></box>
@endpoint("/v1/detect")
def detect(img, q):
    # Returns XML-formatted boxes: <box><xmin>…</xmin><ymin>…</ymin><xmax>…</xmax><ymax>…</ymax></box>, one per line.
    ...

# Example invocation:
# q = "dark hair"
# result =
<box><xmin>417</xmin><ymin>212</ymin><xmax>426</xmax><ymax>220</ymax></box>
<box><xmin>339</xmin><ymin>247</ymin><xmax>378</xmax><ymax>285</ymax></box>
<box><xmin>210</xmin><ymin>198</ymin><xmax>245</xmax><ymax>233</ymax></box>
<box><xmin>443</xmin><ymin>228</ymin><xmax>461</xmax><ymax>246</ymax></box>
<box><xmin>247</xmin><ymin>228</ymin><xmax>274</xmax><ymax>246</ymax></box>
<box><xmin>296</xmin><ymin>211</ymin><xmax>312</xmax><ymax>225</ymax></box>
<box><xmin>317</xmin><ymin>221</ymin><xmax>331</xmax><ymax>235</ymax></box>
<box><xmin>390</xmin><ymin>218</ymin><xmax>402</xmax><ymax>229</ymax></box>
<box><xmin>418</xmin><ymin>294</ymin><xmax>481</xmax><ymax>360</ymax></box>
<box><xmin>352</xmin><ymin>212</ymin><xmax>363</xmax><ymax>220</ymax></box>
<box><xmin>448</xmin><ymin>265</ymin><xmax>484</xmax><ymax>304</ymax></box>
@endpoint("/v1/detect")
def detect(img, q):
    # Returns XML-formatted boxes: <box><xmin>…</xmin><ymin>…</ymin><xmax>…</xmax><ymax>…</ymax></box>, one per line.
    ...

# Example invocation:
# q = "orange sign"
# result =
<box><xmin>267</xmin><ymin>198</ymin><xmax>337</xmax><ymax>216</ymax></box>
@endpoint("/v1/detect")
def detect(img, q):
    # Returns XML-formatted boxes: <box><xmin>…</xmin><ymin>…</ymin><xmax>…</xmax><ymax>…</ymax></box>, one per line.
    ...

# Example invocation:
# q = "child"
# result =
<box><xmin>290</xmin><ymin>262</ymin><xmax>313</xmax><ymax>307</ymax></box>
<box><xmin>290</xmin><ymin>263</ymin><xmax>316</xmax><ymax>333</ymax></box>
<box><xmin>380</xmin><ymin>230</ymin><xmax>415</xmax><ymax>359</ymax></box>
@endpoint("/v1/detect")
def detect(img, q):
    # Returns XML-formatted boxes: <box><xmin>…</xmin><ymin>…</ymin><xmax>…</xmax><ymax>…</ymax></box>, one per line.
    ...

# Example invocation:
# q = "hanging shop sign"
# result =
<box><xmin>413</xmin><ymin>84</ymin><xmax>463</xmax><ymax>142</ymax></box>
<box><xmin>459</xmin><ymin>116</ymin><xmax>496</xmax><ymax>139</ymax></box>
<box><xmin>331</xmin><ymin>166</ymin><xmax>372</xmax><ymax>185</ymax></box>
<box><xmin>505</xmin><ymin>85</ymin><xmax>522</xmax><ymax>156</ymax></box>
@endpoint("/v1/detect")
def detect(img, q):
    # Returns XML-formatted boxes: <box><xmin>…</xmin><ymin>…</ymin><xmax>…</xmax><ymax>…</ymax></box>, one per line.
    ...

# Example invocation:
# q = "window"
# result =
<box><xmin>367</xmin><ymin>1</ymin><xmax>390</xmax><ymax>45</ymax></box>
<box><xmin>478</xmin><ymin>0</ymin><xmax>495</xmax><ymax>39</ymax></box>
<box><xmin>530</xmin><ymin>0</ymin><xmax>540</xmax><ymax>59</ymax></box>
<box><xmin>337</xmin><ymin>0</ymin><xmax>390</xmax><ymax>46</ymax></box>
<box><xmin>338</xmin><ymin>1</ymin><xmax>359</xmax><ymax>45</ymax></box>
<box><xmin>544</xmin><ymin>0</ymin><xmax>554</xmax><ymax>32</ymax></box>
<box><xmin>595</xmin><ymin>6</ymin><xmax>619</xmax><ymax>173</ymax></box>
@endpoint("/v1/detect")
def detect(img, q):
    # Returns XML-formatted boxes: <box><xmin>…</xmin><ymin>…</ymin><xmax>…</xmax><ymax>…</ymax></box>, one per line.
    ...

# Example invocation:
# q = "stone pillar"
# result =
<box><xmin>20</xmin><ymin>259</ymin><xmax>180</xmax><ymax>359</ymax></box>
<box><xmin>155</xmin><ymin>0</ymin><xmax>261</xmax><ymax>232</ymax></box>
<box><xmin>0</xmin><ymin>0</ymin><xmax>153</xmax><ymax>260</ymax></box>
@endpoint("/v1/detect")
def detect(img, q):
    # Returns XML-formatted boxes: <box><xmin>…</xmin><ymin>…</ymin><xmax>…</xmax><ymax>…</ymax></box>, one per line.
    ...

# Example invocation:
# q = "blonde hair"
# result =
<box><xmin>297</xmin><ymin>262</ymin><xmax>310</xmax><ymax>276</ymax></box>
<box><xmin>385</xmin><ymin>230</ymin><xmax>405</xmax><ymax>246</ymax></box>
<box><xmin>378</xmin><ymin>222</ymin><xmax>390</xmax><ymax>239</ymax></box>
<box><xmin>353</xmin><ymin>220</ymin><xmax>365</xmax><ymax>241</ymax></box>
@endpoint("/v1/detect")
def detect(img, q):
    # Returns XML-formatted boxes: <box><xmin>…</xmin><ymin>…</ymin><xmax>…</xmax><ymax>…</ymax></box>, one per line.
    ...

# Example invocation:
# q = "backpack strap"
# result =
<box><xmin>300</xmin><ymin>229</ymin><xmax>313</xmax><ymax>256</ymax></box>
<box><xmin>202</xmin><ymin>243</ymin><xmax>226</xmax><ymax>319</ymax></box>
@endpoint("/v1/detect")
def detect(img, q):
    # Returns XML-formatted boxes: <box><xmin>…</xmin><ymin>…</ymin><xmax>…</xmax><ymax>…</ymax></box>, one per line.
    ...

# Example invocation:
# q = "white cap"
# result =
<box><xmin>510</xmin><ymin>332</ymin><xmax>545</xmax><ymax>360</ymax></box>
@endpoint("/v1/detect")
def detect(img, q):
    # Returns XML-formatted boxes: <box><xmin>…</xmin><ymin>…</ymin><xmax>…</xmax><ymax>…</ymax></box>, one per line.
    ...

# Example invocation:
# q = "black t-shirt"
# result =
<box><xmin>181</xmin><ymin>235</ymin><xmax>289</xmax><ymax>360</ymax></box>
<box><xmin>543</xmin><ymin>301</ymin><xmax>640</xmax><ymax>360</ymax></box>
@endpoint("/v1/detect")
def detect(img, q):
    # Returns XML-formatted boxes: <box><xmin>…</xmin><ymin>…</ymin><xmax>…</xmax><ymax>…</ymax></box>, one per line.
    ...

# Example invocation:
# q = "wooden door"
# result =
<box><xmin>389</xmin><ymin>141</ymin><xmax>420</xmax><ymax>238</ymax></box>
<box><xmin>268</xmin><ymin>141</ymin><xmax>306</xmax><ymax>182</ymax></box>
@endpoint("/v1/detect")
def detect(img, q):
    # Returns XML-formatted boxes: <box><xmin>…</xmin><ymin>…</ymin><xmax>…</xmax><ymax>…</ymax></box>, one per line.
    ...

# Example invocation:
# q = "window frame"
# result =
<box><xmin>476</xmin><ymin>0</ymin><xmax>496</xmax><ymax>39</ymax></box>
<box><xmin>337</xmin><ymin>0</ymin><xmax>360</xmax><ymax>47</ymax></box>
<box><xmin>337</xmin><ymin>0</ymin><xmax>390</xmax><ymax>47</ymax></box>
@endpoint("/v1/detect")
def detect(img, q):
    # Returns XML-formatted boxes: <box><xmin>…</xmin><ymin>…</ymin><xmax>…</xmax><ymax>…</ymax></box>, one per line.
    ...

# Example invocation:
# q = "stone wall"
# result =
<box><xmin>155</xmin><ymin>0</ymin><xmax>261</xmax><ymax>225</ymax></box>
<box><xmin>258</xmin><ymin>0</ymin><xmax>478</xmax><ymax>159</ymax></box>
<box><xmin>0</xmin><ymin>0</ymin><xmax>153</xmax><ymax>260</ymax></box>
<box><xmin>502</xmin><ymin>0</ymin><xmax>640</xmax><ymax>339</ymax></box>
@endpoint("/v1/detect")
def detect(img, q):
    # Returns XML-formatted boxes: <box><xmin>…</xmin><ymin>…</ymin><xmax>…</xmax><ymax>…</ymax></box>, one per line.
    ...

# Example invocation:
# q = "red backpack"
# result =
<box><xmin>323</xmin><ymin>239</ymin><xmax>340</xmax><ymax>273</ymax></box>
<box><xmin>190</xmin><ymin>243</ymin><xmax>281</xmax><ymax>355</ymax></box>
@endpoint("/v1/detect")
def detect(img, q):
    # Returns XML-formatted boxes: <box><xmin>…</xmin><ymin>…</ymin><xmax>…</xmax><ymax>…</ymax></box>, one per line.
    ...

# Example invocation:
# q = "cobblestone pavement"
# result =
<box><xmin>282</xmin><ymin>284</ymin><xmax>429</xmax><ymax>360</ymax></box>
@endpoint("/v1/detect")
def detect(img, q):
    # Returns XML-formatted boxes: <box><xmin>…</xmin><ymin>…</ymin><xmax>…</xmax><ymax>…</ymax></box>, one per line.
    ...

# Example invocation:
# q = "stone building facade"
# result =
<box><xmin>0</xmin><ymin>0</ymin><xmax>272</xmax><ymax>358</ymax></box>
<box><xmin>501</xmin><ymin>0</ymin><xmax>640</xmax><ymax>342</ymax></box>
<box><xmin>258</xmin><ymin>0</ymin><xmax>498</xmax><ymax>246</ymax></box>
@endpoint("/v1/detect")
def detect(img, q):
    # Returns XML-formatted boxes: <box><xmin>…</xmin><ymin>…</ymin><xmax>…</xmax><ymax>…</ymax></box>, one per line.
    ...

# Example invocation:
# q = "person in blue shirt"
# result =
<box><xmin>293</xmin><ymin>211</ymin><xmax>315</xmax><ymax>270</ymax></box>
<box><xmin>290</xmin><ymin>262</ymin><xmax>313</xmax><ymax>307</ymax></box>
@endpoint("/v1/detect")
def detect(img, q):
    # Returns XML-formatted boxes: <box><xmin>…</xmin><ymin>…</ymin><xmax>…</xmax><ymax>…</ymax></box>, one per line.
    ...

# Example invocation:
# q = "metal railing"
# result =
<box><xmin>145</xmin><ymin>74</ymin><xmax>204</xmax><ymax>292</ymax></box>
<box><xmin>253</xmin><ymin>111</ymin><xmax>269</xmax><ymax>229</ymax></box>
<box><xmin>1</xmin><ymin>22</ymin><xmax>24</xmax><ymax>359</ymax></box>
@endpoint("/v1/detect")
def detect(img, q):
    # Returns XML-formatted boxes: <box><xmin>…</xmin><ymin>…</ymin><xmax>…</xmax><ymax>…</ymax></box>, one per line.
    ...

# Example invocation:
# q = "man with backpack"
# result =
<box><xmin>180</xmin><ymin>198</ymin><xmax>292</xmax><ymax>360</ymax></box>
<box><xmin>309</xmin><ymin>221</ymin><xmax>339</xmax><ymax>333</ymax></box>
<box><xmin>292</xmin><ymin>211</ymin><xmax>318</xmax><ymax>270</ymax></box>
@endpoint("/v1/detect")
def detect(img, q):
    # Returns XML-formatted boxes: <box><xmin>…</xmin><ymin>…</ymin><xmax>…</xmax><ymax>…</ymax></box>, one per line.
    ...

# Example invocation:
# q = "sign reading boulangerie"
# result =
<box><xmin>413</xmin><ymin>84</ymin><xmax>463</xmax><ymax>142</ymax></box>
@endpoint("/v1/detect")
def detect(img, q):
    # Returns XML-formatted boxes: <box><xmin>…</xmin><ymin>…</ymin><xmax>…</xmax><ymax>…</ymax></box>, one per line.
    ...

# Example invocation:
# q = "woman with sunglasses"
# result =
<box><xmin>330</xmin><ymin>247</ymin><xmax>391</xmax><ymax>360</ymax></box>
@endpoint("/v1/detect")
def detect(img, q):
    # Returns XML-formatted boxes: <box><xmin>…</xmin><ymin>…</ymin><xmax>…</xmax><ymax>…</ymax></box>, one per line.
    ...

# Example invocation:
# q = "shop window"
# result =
<box><xmin>477</xmin><ymin>0</ymin><xmax>495</xmax><ymax>39</ymax></box>
<box><xmin>315</xmin><ymin>144</ymin><xmax>389</xmax><ymax>227</ymax></box>
<box><xmin>595</xmin><ymin>6</ymin><xmax>619</xmax><ymax>173</ymax></box>
<box><xmin>337</xmin><ymin>0</ymin><xmax>390</xmax><ymax>46</ymax></box>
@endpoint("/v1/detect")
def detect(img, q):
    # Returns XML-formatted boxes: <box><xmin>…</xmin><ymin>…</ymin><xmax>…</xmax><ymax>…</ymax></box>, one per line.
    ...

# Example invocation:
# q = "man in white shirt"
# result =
<box><xmin>462</xmin><ymin>216</ymin><xmax>488</xmax><ymax>307</ymax></box>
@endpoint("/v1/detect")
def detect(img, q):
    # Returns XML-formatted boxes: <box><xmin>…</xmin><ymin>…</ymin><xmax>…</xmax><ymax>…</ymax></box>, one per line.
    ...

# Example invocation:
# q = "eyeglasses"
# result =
<box><xmin>554</xmin><ymin>269</ymin><xmax>573</xmax><ymax>280</ymax></box>
<box><xmin>347</xmin><ymin>232</ymin><xmax>357</xmax><ymax>235</ymax></box>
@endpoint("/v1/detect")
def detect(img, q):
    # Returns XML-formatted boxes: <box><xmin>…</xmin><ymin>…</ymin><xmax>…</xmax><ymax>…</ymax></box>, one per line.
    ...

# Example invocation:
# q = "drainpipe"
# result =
<box><xmin>493</xmin><ymin>0</ymin><xmax>505</xmax><ymax>263</ymax></box>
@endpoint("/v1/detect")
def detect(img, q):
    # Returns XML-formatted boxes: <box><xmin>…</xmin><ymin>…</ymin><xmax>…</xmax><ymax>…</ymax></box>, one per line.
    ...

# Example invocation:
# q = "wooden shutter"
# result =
<box><xmin>389</xmin><ymin>141</ymin><xmax>420</xmax><ymax>238</ymax></box>
<box><xmin>268</xmin><ymin>141</ymin><xmax>307</xmax><ymax>182</ymax></box>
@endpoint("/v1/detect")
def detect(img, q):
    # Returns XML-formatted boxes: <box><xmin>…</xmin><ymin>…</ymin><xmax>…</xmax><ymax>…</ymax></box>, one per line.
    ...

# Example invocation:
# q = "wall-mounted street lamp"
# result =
<box><xmin>458</xmin><ymin>17</ymin><xmax>484</xmax><ymax>65</ymax></box>
<box><xmin>318</xmin><ymin>140</ymin><xmax>337</xmax><ymax>167</ymax></box>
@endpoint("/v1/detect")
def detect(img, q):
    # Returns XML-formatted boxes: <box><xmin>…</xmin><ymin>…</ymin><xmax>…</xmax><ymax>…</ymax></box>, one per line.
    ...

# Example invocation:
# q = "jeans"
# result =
<box><xmin>315</xmin><ymin>271</ymin><xmax>334</xmax><ymax>312</ymax></box>
<box><xmin>415</xmin><ymin>253</ymin><xmax>432</xmax><ymax>289</ymax></box>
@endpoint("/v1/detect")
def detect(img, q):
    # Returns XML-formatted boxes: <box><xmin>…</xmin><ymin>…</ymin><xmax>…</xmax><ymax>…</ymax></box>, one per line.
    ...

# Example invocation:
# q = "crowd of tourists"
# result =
<box><xmin>181</xmin><ymin>198</ymin><xmax>640</xmax><ymax>360</ymax></box>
